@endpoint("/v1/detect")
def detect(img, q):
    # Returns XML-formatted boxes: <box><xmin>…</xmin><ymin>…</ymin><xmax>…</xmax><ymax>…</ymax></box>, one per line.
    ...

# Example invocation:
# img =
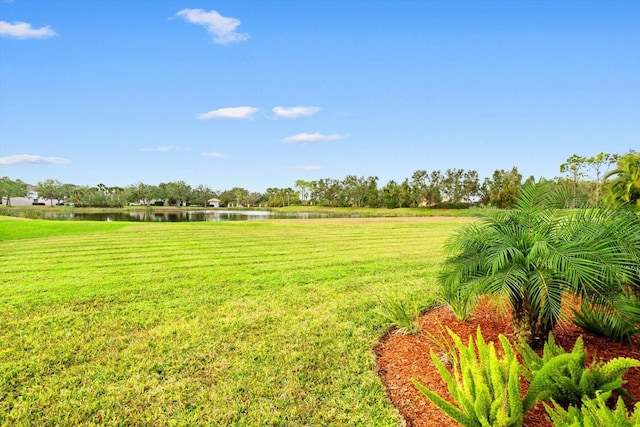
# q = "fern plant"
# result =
<box><xmin>515</xmin><ymin>332</ymin><xmax>566</xmax><ymax>381</ymax></box>
<box><xmin>412</xmin><ymin>328</ymin><xmax>524</xmax><ymax>426</ymax></box>
<box><xmin>545</xmin><ymin>391</ymin><xmax>640</xmax><ymax>427</ymax></box>
<box><xmin>518</xmin><ymin>334</ymin><xmax>640</xmax><ymax>408</ymax></box>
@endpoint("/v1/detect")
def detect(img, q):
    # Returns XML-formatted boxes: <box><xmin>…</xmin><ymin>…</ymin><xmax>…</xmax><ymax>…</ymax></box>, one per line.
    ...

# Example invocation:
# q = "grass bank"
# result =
<box><xmin>0</xmin><ymin>217</ymin><xmax>466</xmax><ymax>426</ymax></box>
<box><xmin>271</xmin><ymin>205</ymin><xmax>471</xmax><ymax>217</ymax></box>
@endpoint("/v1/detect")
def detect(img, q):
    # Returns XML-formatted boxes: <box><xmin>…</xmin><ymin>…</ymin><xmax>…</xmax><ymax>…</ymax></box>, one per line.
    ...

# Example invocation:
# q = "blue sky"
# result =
<box><xmin>1</xmin><ymin>0</ymin><xmax>638</xmax><ymax>192</ymax></box>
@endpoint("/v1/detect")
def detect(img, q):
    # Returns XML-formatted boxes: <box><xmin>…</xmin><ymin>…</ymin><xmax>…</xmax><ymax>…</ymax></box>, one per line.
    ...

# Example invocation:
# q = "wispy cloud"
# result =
<box><xmin>197</xmin><ymin>106</ymin><xmax>258</xmax><ymax>120</ymax></box>
<box><xmin>176</xmin><ymin>9</ymin><xmax>249</xmax><ymax>45</ymax></box>
<box><xmin>0</xmin><ymin>154</ymin><xmax>70</xmax><ymax>165</ymax></box>
<box><xmin>284</xmin><ymin>133</ymin><xmax>347</xmax><ymax>144</ymax></box>
<box><xmin>202</xmin><ymin>152</ymin><xmax>226</xmax><ymax>158</ymax></box>
<box><xmin>139</xmin><ymin>145</ymin><xmax>189</xmax><ymax>152</ymax></box>
<box><xmin>0</xmin><ymin>21</ymin><xmax>57</xmax><ymax>39</ymax></box>
<box><xmin>272</xmin><ymin>106</ymin><xmax>321</xmax><ymax>119</ymax></box>
<box><xmin>292</xmin><ymin>165</ymin><xmax>322</xmax><ymax>171</ymax></box>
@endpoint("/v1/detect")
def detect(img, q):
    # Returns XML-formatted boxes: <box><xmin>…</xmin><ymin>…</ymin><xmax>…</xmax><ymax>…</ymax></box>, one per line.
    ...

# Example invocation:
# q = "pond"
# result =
<box><xmin>31</xmin><ymin>210</ymin><xmax>355</xmax><ymax>222</ymax></box>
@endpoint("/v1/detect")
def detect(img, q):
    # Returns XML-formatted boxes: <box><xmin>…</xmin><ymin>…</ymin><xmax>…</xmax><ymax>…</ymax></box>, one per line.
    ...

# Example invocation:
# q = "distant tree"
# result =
<box><xmin>461</xmin><ymin>170</ymin><xmax>480</xmax><ymax>203</ymax></box>
<box><xmin>605</xmin><ymin>150</ymin><xmax>640</xmax><ymax>209</ymax></box>
<box><xmin>308</xmin><ymin>180</ymin><xmax>320</xmax><ymax>205</ymax></box>
<box><xmin>341</xmin><ymin>175</ymin><xmax>369</xmax><ymax>207</ymax></box>
<box><xmin>276</xmin><ymin>187</ymin><xmax>295</xmax><ymax>207</ymax></box>
<box><xmin>96</xmin><ymin>183</ymin><xmax>108</xmax><ymax>197</ymax></box>
<box><xmin>410</xmin><ymin>170</ymin><xmax>428</xmax><ymax>207</ymax></box>
<box><xmin>107</xmin><ymin>186</ymin><xmax>125</xmax><ymax>207</ymax></box>
<box><xmin>35</xmin><ymin>179</ymin><xmax>64</xmax><ymax>206</ymax></box>
<box><xmin>313</xmin><ymin>178</ymin><xmax>341</xmax><ymax>206</ymax></box>
<box><xmin>365</xmin><ymin>176</ymin><xmax>379</xmax><ymax>207</ymax></box>
<box><xmin>0</xmin><ymin>177</ymin><xmax>28</xmax><ymax>206</ymax></box>
<box><xmin>586</xmin><ymin>152</ymin><xmax>615</xmax><ymax>206</ymax></box>
<box><xmin>442</xmin><ymin>168</ymin><xmax>465</xmax><ymax>203</ymax></box>
<box><xmin>164</xmin><ymin>181</ymin><xmax>192</xmax><ymax>206</ymax></box>
<box><xmin>560</xmin><ymin>154</ymin><xmax>588</xmax><ymax>208</ymax></box>
<box><xmin>192</xmin><ymin>184</ymin><xmax>215</xmax><ymax>207</ymax></box>
<box><xmin>353</xmin><ymin>176</ymin><xmax>370</xmax><ymax>208</ymax></box>
<box><xmin>427</xmin><ymin>170</ymin><xmax>442</xmax><ymax>206</ymax></box>
<box><xmin>247</xmin><ymin>191</ymin><xmax>265</xmax><ymax>207</ymax></box>
<box><xmin>156</xmin><ymin>183</ymin><xmax>169</xmax><ymax>205</ymax></box>
<box><xmin>340</xmin><ymin>175</ymin><xmax>357</xmax><ymax>207</ymax></box>
<box><xmin>478</xmin><ymin>179</ymin><xmax>491</xmax><ymax>205</ymax></box>
<box><xmin>230</xmin><ymin>187</ymin><xmax>249</xmax><ymax>207</ymax></box>
<box><xmin>59</xmin><ymin>183</ymin><xmax>80</xmax><ymax>205</ymax></box>
<box><xmin>295</xmin><ymin>179</ymin><xmax>313</xmax><ymax>205</ymax></box>
<box><xmin>398</xmin><ymin>178</ymin><xmax>411</xmax><ymax>208</ymax></box>
<box><xmin>381</xmin><ymin>180</ymin><xmax>399</xmax><ymax>209</ymax></box>
<box><xmin>485</xmin><ymin>167</ymin><xmax>522</xmax><ymax>208</ymax></box>
<box><xmin>129</xmin><ymin>182</ymin><xmax>157</xmax><ymax>206</ymax></box>
<box><xmin>265</xmin><ymin>187</ymin><xmax>279</xmax><ymax>207</ymax></box>
<box><xmin>67</xmin><ymin>185</ymin><xmax>91</xmax><ymax>206</ymax></box>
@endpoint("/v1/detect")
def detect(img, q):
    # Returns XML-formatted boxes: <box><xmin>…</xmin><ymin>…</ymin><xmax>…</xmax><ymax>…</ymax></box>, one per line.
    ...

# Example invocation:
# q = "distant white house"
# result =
<box><xmin>1</xmin><ymin>190</ymin><xmax>65</xmax><ymax>206</ymax></box>
<box><xmin>2</xmin><ymin>190</ymin><xmax>36</xmax><ymax>206</ymax></box>
<box><xmin>207</xmin><ymin>198</ymin><xmax>220</xmax><ymax>208</ymax></box>
<box><xmin>2</xmin><ymin>196</ymin><xmax>31</xmax><ymax>206</ymax></box>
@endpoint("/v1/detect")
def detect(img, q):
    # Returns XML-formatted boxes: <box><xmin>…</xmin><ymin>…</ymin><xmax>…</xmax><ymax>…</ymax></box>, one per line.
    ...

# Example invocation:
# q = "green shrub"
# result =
<box><xmin>437</xmin><ymin>270</ymin><xmax>479</xmax><ymax>321</ymax></box>
<box><xmin>413</xmin><ymin>329</ymin><xmax>640</xmax><ymax>426</ymax></box>
<box><xmin>516</xmin><ymin>332</ymin><xmax>566</xmax><ymax>380</ymax></box>
<box><xmin>376</xmin><ymin>296</ymin><xmax>421</xmax><ymax>335</ymax></box>
<box><xmin>412</xmin><ymin>328</ymin><xmax>524</xmax><ymax>427</ymax></box>
<box><xmin>438</xmin><ymin>182</ymin><xmax>640</xmax><ymax>347</ymax></box>
<box><xmin>572</xmin><ymin>296</ymin><xmax>640</xmax><ymax>342</ymax></box>
<box><xmin>519</xmin><ymin>334</ymin><xmax>640</xmax><ymax>408</ymax></box>
<box><xmin>545</xmin><ymin>391</ymin><xmax>640</xmax><ymax>427</ymax></box>
<box><xmin>423</xmin><ymin>319</ymin><xmax>457</xmax><ymax>368</ymax></box>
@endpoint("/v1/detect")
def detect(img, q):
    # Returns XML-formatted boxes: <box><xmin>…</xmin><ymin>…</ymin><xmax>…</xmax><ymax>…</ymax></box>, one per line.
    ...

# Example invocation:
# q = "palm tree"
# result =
<box><xmin>605</xmin><ymin>151</ymin><xmax>640</xmax><ymax>209</ymax></box>
<box><xmin>439</xmin><ymin>182</ymin><xmax>640</xmax><ymax>347</ymax></box>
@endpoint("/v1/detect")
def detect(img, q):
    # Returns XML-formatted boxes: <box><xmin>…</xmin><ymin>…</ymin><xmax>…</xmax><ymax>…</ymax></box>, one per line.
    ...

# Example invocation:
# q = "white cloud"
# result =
<box><xmin>202</xmin><ymin>152</ymin><xmax>226</xmax><ymax>158</ymax></box>
<box><xmin>292</xmin><ymin>165</ymin><xmax>322</xmax><ymax>171</ymax></box>
<box><xmin>139</xmin><ymin>145</ymin><xmax>189</xmax><ymax>152</ymax></box>
<box><xmin>283</xmin><ymin>133</ymin><xmax>347</xmax><ymax>144</ymax></box>
<box><xmin>0</xmin><ymin>154</ymin><xmax>70</xmax><ymax>165</ymax></box>
<box><xmin>0</xmin><ymin>21</ymin><xmax>57</xmax><ymax>39</ymax></box>
<box><xmin>197</xmin><ymin>106</ymin><xmax>258</xmax><ymax>120</ymax></box>
<box><xmin>272</xmin><ymin>106</ymin><xmax>321</xmax><ymax>119</ymax></box>
<box><xmin>176</xmin><ymin>9</ymin><xmax>249</xmax><ymax>45</ymax></box>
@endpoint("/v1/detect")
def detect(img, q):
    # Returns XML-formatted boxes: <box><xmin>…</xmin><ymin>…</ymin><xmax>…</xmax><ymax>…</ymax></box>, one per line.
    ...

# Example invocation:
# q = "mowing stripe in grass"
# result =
<box><xmin>0</xmin><ymin>217</ymin><xmax>465</xmax><ymax>426</ymax></box>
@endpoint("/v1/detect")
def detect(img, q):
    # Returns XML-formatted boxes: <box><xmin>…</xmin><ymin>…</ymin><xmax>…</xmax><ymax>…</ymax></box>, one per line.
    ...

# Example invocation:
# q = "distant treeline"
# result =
<box><xmin>1</xmin><ymin>150</ymin><xmax>638</xmax><ymax>210</ymax></box>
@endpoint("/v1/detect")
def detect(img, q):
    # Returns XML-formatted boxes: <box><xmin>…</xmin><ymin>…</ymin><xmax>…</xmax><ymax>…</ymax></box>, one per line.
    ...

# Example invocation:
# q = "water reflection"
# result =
<box><xmin>35</xmin><ymin>210</ymin><xmax>351</xmax><ymax>222</ymax></box>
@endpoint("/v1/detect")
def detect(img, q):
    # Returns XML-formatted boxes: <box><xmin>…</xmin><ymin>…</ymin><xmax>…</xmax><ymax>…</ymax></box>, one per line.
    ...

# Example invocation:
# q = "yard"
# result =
<box><xmin>0</xmin><ymin>217</ymin><xmax>467</xmax><ymax>426</ymax></box>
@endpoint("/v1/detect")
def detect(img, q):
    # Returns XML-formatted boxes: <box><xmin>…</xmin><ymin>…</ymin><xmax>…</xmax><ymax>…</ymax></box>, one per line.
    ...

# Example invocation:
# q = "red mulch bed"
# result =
<box><xmin>375</xmin><ymin>299</ymin><xmax>640</xmax><ymax>426</ymax></box>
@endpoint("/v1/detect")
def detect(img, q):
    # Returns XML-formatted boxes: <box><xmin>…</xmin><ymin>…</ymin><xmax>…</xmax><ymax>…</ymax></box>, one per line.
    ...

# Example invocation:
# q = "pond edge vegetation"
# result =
<box><xmin>380</xmin><ymin>181</ymin><xmax>640</xmax><ymax>426</ymax></box>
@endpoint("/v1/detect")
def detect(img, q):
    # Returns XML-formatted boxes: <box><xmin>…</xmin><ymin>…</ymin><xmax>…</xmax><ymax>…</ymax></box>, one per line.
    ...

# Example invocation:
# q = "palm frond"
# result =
<box><xmin>436</xmin><ymin>181</ymin><xmax>640</xmax><ymax>344</ymax></box>
<box><xmin>526</xmin><ymin>269</ymin><xmax>565</xmax><ymax>328</ymax></box>
<box><xmin>573</xmin><ymin>297</ymin><xmax>640</xmax><ymax>341</ymax></box>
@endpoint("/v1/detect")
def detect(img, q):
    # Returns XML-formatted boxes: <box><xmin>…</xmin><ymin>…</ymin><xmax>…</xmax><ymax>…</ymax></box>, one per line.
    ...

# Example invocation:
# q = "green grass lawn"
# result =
<box><xmin>0</xmin><ymin>217</ymin><xmax>466</xmax><ymax>426</ymax></box>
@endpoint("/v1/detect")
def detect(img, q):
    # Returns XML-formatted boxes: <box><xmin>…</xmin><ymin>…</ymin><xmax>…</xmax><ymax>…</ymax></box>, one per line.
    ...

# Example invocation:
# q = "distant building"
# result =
<box><xmin>207</xmin><ymin>198</ymin><xmax>220</xmax><ymax>208</ymax></box>
<box><xmin>2</xmin><ymin>190</ymin><xmax>36</xmax><ymax>206</ymax></box>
